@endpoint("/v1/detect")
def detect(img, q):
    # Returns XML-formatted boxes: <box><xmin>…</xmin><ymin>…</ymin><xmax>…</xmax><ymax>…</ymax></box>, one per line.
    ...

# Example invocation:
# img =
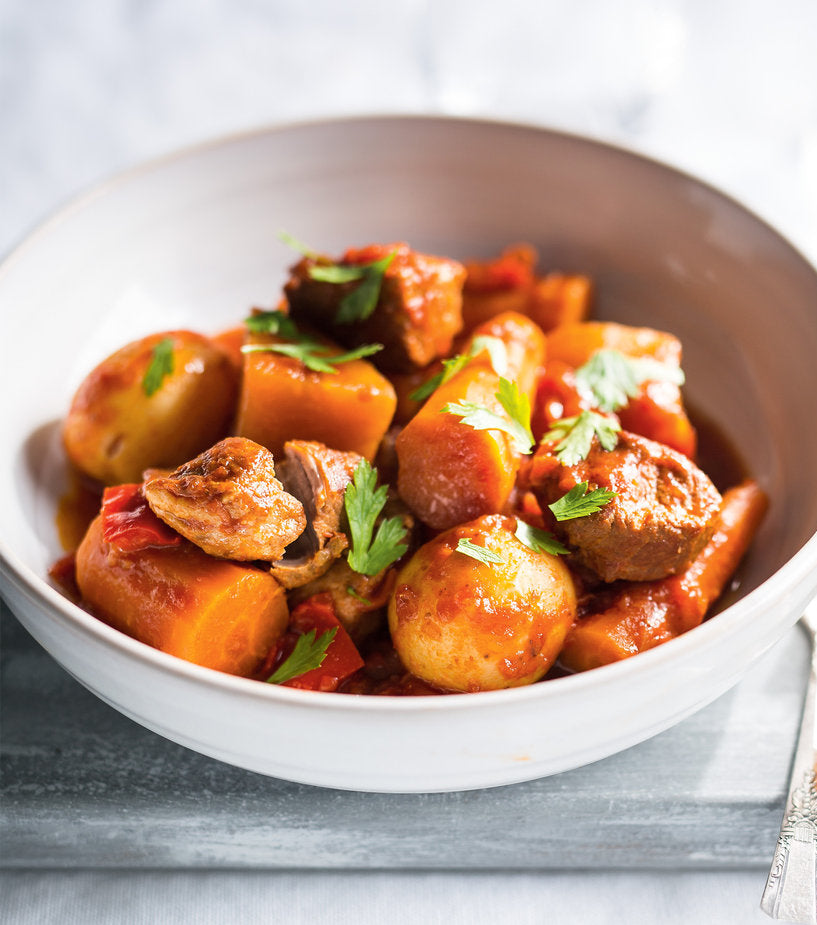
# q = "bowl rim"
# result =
<box><xmin>2</xmin><ymin>112</ymin><xmax>817</xmax><ymax>713</ymax></box>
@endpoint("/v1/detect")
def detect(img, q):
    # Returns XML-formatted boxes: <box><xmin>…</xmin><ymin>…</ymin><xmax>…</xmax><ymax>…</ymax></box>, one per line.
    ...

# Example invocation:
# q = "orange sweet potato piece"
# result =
<box><xmin>234</xmin><ymin>331</ymin><xmax>396</xmax><ymax>460</ymax></box>
<box><xmin>546</xmin><ymin>321</ymin><xmax>696</xmax><ymax>458</ymax></box>
<box><xmin>75</xmin><ymin>515</ymin><xmax>289</xmax><ymax>676</ymax></box>
<box><xmin>527</xmin><ymin>273</ymin><xmax>593</xmax><ymax>332</ymax></box>
<box><xmin>396</xmin><ymin>312</ymin><xmax>546</xmax><ymax>530</ymax></box>
<box><xmin>559</xmin><ymin>481</ymin><xmax>767</xmax><ymax>672</ymax></box>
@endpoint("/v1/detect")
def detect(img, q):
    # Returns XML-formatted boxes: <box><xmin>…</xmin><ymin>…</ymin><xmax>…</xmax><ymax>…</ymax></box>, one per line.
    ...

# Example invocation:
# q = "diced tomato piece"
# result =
<box><xmin>101</xmin><ymin>484</ymin><xmax>183</xmax><ymax>552</ymax></box>
<box><xmin>463</xmin><ymin>244</ymin><xmax>537</xmax><ymax>293</ymax></box>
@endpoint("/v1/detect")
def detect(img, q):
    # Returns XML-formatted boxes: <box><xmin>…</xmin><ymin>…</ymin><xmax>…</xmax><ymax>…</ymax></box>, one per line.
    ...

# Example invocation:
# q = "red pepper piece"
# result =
<box><xmin>275</xmin><ymin>594</ymin><xmax>364</xmax><ymax>692</ymax></box>
<box><xmin>101</xmin><ymin>484</ymin><xmax>182</xmax><ymax>553</ymax></box>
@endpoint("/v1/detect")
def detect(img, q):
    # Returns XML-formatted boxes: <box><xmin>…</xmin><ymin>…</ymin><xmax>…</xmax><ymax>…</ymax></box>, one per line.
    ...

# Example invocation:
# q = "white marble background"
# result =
<box><xmin>3</xmin><ymin>1</ymin><xmax>817</xmax><ymax>923</ymax></box>
<box><xmin>3</xmin><ymin>0</ymin><xmax>817</xmax><ymax>261</ymax></box>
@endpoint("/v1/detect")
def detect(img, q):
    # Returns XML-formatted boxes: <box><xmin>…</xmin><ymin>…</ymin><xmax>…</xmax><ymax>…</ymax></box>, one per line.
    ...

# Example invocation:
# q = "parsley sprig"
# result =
<box><xmin>575</xmin><ymin>348</ymin><xmax>684</xmax><ymax>413</ymax></box>
<box><xmin>409</xmin><ymin>335</ymin><xmax>508</xmax><ymax>402</ymax></box>
<box><xmin>266</xmin><ymin>628</ymin><xmax>337</xmax><ymax>685</ymax></box>
<box><xmin>455</xmin><ymin>538</ymin><xmax>504</xmax><ymax>565</ymax></box>
<box><xmin>548</xmin><ymin>481</ymin><xmax>617</xmax><ymax>522</ymax></box>
<box><xmin>344</xmin><ymin>460</ymin><xmax>409</xmax><ymax>576</ymax></box>
<box><xmin>280</xmin><ymin>231</ymin><xmax>396</xmax><ymax>324</ymax></box>
<box><xmin>543</xmin><ymin>410</ymin><xmax>621</xmax><ymax>466</ymax></box>
<box><xmin>242</xmin><ymin>311</ymin><xmax>382</xmax><ymax>373</ymax></box>
<box><xmin>242</xmin><ymin>339</ymin><xmax>382</xmax><ymax>373</ymax></box>
<box><xmin>514</xmin><ymin>519</ymin><xmax>569</xmax><ymax>556</ymax></box>
<box><xmin>443</xmin><ymin>377</ymin><xmax>534</xmax><ymax>455</ymax></box>
<box><xmin>244</xmin><ymin>309</ymin><xmax>300</xmax><ymax>339</ymax></box>
<box><xmin>142</xmin><ymin>337</ymin><xmax>175</xmax><ymax>397</ymax></box>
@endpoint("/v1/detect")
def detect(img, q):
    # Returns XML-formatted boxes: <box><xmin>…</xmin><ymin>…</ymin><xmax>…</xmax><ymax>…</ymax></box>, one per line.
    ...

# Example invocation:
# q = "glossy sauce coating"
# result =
<box><xmin>388</xmin><ymin>513</ymin><xmax>576</xmax><ymax>692</ymax></box>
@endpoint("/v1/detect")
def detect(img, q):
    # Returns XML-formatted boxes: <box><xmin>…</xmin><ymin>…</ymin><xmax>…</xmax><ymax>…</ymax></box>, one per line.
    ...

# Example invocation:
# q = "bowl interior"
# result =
<box><xmin>2</xmin><ymin>117</ymin><xmax>817</xmax><ymax>789</ymax></box>
<box><xmin>4</xmin><ymin>117</ymin><xmax>816</xmax><ymax>590</ymax></box>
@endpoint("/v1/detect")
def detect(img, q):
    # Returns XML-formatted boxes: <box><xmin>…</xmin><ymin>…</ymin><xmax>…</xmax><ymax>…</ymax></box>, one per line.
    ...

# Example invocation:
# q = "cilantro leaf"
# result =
<box><xmin>280</xmin><ymin>232</ymin><xmax>396</xmax><ymax>324</ymax></box>
<box><xmin>469</xmin><ymin>335</ymin><xmax>509</xmax><ymax>377</ymax></box>
<box><xmin>266</xmin><ymin>628</ymin><xmax>337</xmax><ymax>685</ymax></box>
<box><xmin>142</xmin><ymin>337</ymin><xmax>175</xmax><ymax>397</ymax></box>
<box><xmin>575</xmin><ymin>348</ymin><xmax>685</xmax><ymax>413</ymax></box>
<box><xmin>409</xmin><ymin>354</ymin><xmax>470</xmax><ymax>402</ymax></box>
<box><xmin>455</xmin><ymin>538</ymin><xmax>504</xmax><ymax>565</ymax></box>
<box><xmin>241</xmin><ymin>340</ymin><xmax>382</xmax><ymax>373</ymax></box>
<box><xmin>334</xmin><ymin>252</ymin><xmax>396</xmax><ymax>324</ymax></box>
<box><xmin>344</xmin><ymin>460</ymin><xmax>408</xmax><ymax>576</ymax></box>
<box><xmin>495</xmin><ymin>378</ymin><xmax>535</xmax><ymax>452</ymax></box>
<box><xmin>308</xmin><ymin>264</ymin><xmax>366</xmax><ymax>284</ymax></box>
<box><xmin>409</xmin><ymin>335</ymin><xmax>508</xmax><ymax>402</ymax></box>
<box><xmin>543</xmin><ymin>410</ymin><xmax>621</xmax><ymax>465</ymax></box>
<box><xmin>514</xmin><ymin>519</ymin><xmax>569</xmax><ymax>556</ymax></box>
<box><xmin>244</xmin><ymin>309</ymin><xmax>299</xmax><ymax>339</ymax></box>
<box><xmin>442</xmin><ymin>377</ymin><xmax>534</xmax><ymax>455</ymax></box>
<box><xmin>548</xmin><ymin>481</ymin><xmax>617</xmax><ymax>522</ymax></box>
<box><xmin>278</xmin><ymin>230</ymin><xmax>319</xmax><ymax>259</ymax></box>
<box><xmin>346</xmin><ymin>586</ymin><xmax>373</xmax><ymax>606</ymax></box>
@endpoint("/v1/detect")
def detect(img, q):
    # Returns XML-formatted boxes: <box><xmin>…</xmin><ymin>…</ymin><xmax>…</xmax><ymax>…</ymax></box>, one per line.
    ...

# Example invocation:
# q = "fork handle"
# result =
<box><xmin>761</xmin><ymin>631</ymin><xmax>817</xmax><ymax>922</ymax></box>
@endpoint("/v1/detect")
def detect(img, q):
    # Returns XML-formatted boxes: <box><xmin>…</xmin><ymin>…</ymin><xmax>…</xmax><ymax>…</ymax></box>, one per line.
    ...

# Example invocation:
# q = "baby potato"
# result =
<box><xmin>388</xmin><ymin>514</ymin><xmax>576</xmax><ymax>692</ymax></box>
<box><xmin>63</xmin><ymin>331</ymin><xmax>238</xmax><ymax>485</ymax></box>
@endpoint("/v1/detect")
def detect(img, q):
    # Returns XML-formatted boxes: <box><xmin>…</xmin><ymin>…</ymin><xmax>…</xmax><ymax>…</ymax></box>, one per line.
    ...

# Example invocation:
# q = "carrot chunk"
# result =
<box><xmin>76</xmin><ymin>515</ymin><xmax>289</xmax><ymax>677</ymax></box>
<box><xmin>396</xmin><ymin>312</ymin><xmax>546</xmax><ymax>530</ymax></box>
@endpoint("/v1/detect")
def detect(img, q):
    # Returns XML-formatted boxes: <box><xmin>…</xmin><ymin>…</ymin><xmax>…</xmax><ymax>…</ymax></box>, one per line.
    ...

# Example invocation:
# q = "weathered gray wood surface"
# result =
<box><xmin>0</xmin><ymin>598</ymin><xmax>803</xmax><ymax>870</ymax></box>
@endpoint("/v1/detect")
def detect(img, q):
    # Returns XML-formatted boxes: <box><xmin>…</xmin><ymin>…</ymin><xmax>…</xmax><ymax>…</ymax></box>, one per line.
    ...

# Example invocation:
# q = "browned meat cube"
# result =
<box><xmin>144</xmin><ymin>437</ymin><xmax>306</xmax><ymax>561</ymax></box>
<box><xmin>272</xmin><ymin>440</ymin><xmax>362</xmax><ymax>589</ymax></box>
<box><xmin>284</xmin><ymin>242</ymin><xmax>466</xmax><ymax>372</ymax></box>
<box><xmin>288</xmin><ymin>558</ymin><xmax>394</xmax><ymax>643</ymax></box>
<box><xmin>529</xmin><ymin>430</ymin><xmax>722</xmax><ymax>582</ymax></box>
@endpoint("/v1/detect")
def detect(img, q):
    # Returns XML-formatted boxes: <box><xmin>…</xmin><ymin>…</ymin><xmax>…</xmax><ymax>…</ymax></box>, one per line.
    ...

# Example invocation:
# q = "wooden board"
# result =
<box><xmin>0</xmin><ymin>598</ymin><xmax>802</xmax><ymax>869</ymax></box>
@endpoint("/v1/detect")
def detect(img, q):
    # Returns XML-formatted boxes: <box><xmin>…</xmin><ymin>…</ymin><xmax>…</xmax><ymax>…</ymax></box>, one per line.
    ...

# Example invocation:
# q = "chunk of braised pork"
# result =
<box><xmin>271</xmin><ymin>440</ymin><xmax>361</xmax><ymax>589</ymax></box>
<box><xmin>288</xmin><ymin>558</ymin><xmax>395</xmax><ymax>643</ymax></box>
<box><xmin>144</xmin><ymin>437</ymin><xmax>306</xmax><ymax>561</ymax></box>
<box><xmin>284</xmin><ymin>242</ymin><xmax>466</xmax><ymax>373</ymax></box>
<box><xmin>529</xmin><ymin>430</ymin><xmax>722</xmax><ymax>582</ymax></box>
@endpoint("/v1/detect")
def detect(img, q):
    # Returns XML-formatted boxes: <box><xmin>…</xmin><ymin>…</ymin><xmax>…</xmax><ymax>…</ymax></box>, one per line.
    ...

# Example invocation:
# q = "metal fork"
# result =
<box><xmin>762</xmin><ymin>605</ymin><xmax>817</xmax><ymax>922</ymax></box>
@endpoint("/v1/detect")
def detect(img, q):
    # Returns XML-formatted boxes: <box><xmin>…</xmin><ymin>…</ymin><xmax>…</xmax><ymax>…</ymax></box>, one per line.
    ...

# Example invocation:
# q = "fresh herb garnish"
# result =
<box><xmin>244</xmin><ymin>309</ymin><xmax>300</xmax><ymax>339</ymax></box>
<box><xmin>278</xmin><ymin>230</ymin><xmax>319</xmax><ymax>259</ymax></box>
<box><xmin>280</xmin><ymin>232</ymin><xmax>395</xmax><ymax>325</ymax></box>
<box><xmin>409</xmin><ymin>335</ymin><xmax>508</xmax><ymax>402</ymax></box>
<box><xmin>344</xmin><ymin>460</ymin><xmax>409</xmax><ymax>575</ymax></box>
<box><xmin>549</xmin><ymin>481</ymin><xmax>617</xmax><ymax>522</ymax></box>
<box><xmin>455</xmin><ymin>538</ymin><xmax>504</xmax><ymax>565</ymax></box>
<box><xmin>308</xmin><ymin>264</ymin><xmax>368</xmax><ymax>284</ymax></box>
<box><xmin>346</xmin><ymin>586</ymin><xmax>373</xmax><ymax>606</ymax></box>
<box><xmin>241</xmin><ymin>339</ymin><xmax>382</xmax><ymax>374</ymax></box>
<box><xmin>514</xmin><ymin>519</ymin><xmax>569</xmax><ymax>556</ymax></box>
<box><xmin>442</xmin><ymin>377</ymin><xmax>534</xmax><ymax>454</ymax></box>
<box><xmin>331</xmin><ymin>252</ymin><xmax>396</xmax><ymax>324</ymax></box>
<box><xmin>142</xmin><ymin>337</ymin><xmax>174</xmax><ymax>397</ymax></box>
<box><xmin>543</xmin><ymin>410</ymin><xmax>621</xmax><ymax>466</ymax></box>
<box><xmin>575</xmin><ymin>348</ymin><xmax>685</xmax><ymax>413</ymax></box>
<box><xmin>266</xmin><ymin>628</ymin><xmax>337</xmax><ymax>685</ymax></box>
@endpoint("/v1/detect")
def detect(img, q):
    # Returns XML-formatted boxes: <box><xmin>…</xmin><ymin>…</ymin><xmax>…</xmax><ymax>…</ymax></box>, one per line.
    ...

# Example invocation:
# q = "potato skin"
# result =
<box><xmin>387</xmin><ymin>514</ymin><xmax>576</xmax><ymax>692</ymax></box>
<box><xmin>63</xmin><ymin>331</ymin><xmax>238</xmax><ymax>485</ymax></box>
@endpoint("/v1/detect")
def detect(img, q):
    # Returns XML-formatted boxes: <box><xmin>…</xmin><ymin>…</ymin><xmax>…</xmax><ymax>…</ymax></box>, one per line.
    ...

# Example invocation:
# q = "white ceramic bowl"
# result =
<box><xmin>2</xmin><ymin>116</ymin><xmax>817</xmax><ymax>793</ymax></box>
